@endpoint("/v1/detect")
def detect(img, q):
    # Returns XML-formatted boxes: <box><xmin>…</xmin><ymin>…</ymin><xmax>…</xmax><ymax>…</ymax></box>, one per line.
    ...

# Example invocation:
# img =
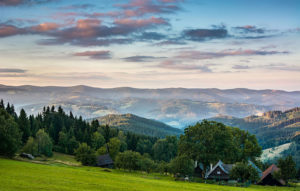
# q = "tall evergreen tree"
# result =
<box><xmin>0</xmin><ymin>99</ymin><xmax>4</xmax><ymax>109</ymax></box>
<box><xmin>0</xmin><ymin>108</ymin><xmax>22</xmax><ymax>157</ymax></box>
<box><xmin>18</xmin><ymin>109</ymin><xmax>30</xmax><ymax>143</ymax></box>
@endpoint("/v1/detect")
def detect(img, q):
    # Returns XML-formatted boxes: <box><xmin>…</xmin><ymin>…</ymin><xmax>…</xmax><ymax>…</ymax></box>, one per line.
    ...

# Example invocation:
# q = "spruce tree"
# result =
<box><xmin>18</xmin><ymin>109</ymin><xmax>30</xmax><ymax>143</ymax></box>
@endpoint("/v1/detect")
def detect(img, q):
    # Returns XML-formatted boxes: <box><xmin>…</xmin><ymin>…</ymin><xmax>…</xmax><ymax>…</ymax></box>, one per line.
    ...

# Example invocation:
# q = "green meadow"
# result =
<box><xmin>0</xmin><ymin>157</ymin><xmax>298</xmax><ymax>191</ymax></box>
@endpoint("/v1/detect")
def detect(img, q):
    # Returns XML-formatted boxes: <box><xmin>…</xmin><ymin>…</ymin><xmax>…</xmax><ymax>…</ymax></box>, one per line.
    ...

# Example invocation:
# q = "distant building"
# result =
<box><xmin>205</xmin><ymin>160</ymin><xmax>234</xmax><ymax>180</ymax></box>
<box><xmin>258</xmin><ymin>164</ymin><xmax>285</xmax><ymax>186</ymax></box>
<box><xmin>205</xmin><ymin>160</ymin><xmax>262</xmax><ymax>181</ymax></box>
<box><xmin>96</xmin><ymin>154</ymin><xmax>114</xmax><ymax>168</ymax></box>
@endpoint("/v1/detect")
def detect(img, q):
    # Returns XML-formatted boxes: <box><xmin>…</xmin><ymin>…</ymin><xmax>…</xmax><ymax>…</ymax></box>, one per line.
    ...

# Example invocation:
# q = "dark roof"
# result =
<box><xmin>205</xmin><ymin>160</ymin><xmax>234</xmax><ymax>178</ymax></box>
<box><xmin>97</xmin><ymin>154</ymin><xmax>113</xmax><ymax>166</ymax></box>
<box><xmin>260</xmin><ymin>164</ymin><xmax>285</xmax><ymax>185</ymax></box>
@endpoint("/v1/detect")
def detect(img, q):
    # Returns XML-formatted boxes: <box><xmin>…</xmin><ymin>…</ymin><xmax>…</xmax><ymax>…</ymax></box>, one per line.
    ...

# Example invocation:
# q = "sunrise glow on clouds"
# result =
<box><xmin>0</xmin><ymin>0</ymin><xmax>299</xmax><ymax>90</ymax></box>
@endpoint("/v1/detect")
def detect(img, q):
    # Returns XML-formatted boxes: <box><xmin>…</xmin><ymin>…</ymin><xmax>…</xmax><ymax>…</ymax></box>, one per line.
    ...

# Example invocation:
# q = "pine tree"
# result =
<box><xmin>18</xmin><ymin>109</ymin><xmax>30</xmax><ymax>143</ymax></box>
<box><xmin>0</xmin><ymin>99</ymin><xmax>4</xmax><ymax>109</ymax></box>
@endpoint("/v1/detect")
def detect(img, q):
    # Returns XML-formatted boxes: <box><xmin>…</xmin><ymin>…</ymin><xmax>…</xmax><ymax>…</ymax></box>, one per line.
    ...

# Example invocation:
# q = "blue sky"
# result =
<box><xmin>0</xmin><ymin>0</ymin><xmax>299</xmax><ymax>90</ymax></box>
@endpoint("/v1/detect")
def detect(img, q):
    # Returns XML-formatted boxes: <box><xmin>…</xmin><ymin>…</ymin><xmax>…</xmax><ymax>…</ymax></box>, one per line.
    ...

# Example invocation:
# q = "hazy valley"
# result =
<box><xmin>1</xmin><ymin>84</ymin><xmax>300</xmax><ymax>128</ymax></box>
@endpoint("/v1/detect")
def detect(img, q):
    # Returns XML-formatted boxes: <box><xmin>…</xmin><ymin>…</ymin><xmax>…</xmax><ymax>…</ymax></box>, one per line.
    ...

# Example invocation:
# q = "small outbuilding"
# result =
<box><xmin>96</xmin><ymin>154</ymin><xmax>114</xmax><ymax>168</ymax></box>
<box><xmin>258</xmin><ymin>164</ymin><xmax>285</xmax><ymax>186</ymax></box>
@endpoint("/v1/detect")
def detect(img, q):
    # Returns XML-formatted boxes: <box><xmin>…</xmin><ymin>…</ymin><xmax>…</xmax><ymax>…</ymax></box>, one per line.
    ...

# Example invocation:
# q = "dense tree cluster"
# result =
<box><xmin>178</xmin><ymin>120</ymin><xmax>262</xmax><ymax>177</ymax></box>
<box><xmin>274</xmin><ymin>155</ymin><xmax>297</xmax><ymax>184</ymax></box>
<box><xmin>0</xmin><ymin>106</ymin><xmax>21</xmax><ymax>157</ymax></box>
<box><xmin>229</xmin><ymin>162</ymin><xmax>260</xmax><ymax>183</ymax></box>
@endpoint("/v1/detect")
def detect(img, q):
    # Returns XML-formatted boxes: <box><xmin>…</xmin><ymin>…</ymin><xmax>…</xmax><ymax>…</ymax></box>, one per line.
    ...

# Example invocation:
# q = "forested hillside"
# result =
<box><xmin>94</xmin><ymin>113</ymin><xmax>182</xmax><ymax>137</ymax></box>
<box><xmin>210</xmin><ymin>107</ymin><xmax>300</xmax><ymax>149</ymax></box>
<box><xmin>210</xmin><ymin>108</ymin><xmax>300</xmax><ymax>166</ymax></box>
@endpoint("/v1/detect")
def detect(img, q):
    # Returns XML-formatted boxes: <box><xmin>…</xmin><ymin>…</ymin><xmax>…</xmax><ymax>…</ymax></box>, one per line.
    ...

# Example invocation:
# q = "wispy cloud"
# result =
<box><xmin>123</xmin><ymin>55</ymin><xmax>165</xmax><ymax>62</ymax></box>
<box><xmin>0</xmin><ymin>0</ymin><xmax>56</xmax><ymax>6</ymax></box>
<box><xmin>0</xmin><ymin>68</ymin><xmax>27</xmax><ymax>73</ymax></box>
<box><xmin>158</xmin><ymin>60</ymin><xmax>213</xmax><ymax>72</ymax></box>
<box><xmin>183</xmin><ymin>26</ymin><xmax>228</xmax><ymax>41</ymax></box>
<box><xmin>232</xmin><ymin>65</ymin><xmax>250</xmax><ymax>69</ymax></box>
<box><xmin>175</xmin><ymin>49</ymin><xmax>289</xmax><ymax>60</ymax></box>
<box><xmin>73</xmin><ymin>50</ymin><xmax>111</xmax><ymax>60</ymax></box>
<box><xmin>233</xmin><ymin>25</ymin><xmax>265</xmax><ymax>34</ymax></box>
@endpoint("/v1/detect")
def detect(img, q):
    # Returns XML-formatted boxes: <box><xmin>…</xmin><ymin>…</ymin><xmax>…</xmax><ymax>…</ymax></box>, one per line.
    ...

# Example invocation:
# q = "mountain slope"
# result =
<box><xmin>95</xmin><ymin>113</ymin><xmax>183</xmax><ymax>137</ymax></box>
<box><xmin>209</xmin><ymin>107</ymin><xmax>300</xmax><ymax>149</ymax></box>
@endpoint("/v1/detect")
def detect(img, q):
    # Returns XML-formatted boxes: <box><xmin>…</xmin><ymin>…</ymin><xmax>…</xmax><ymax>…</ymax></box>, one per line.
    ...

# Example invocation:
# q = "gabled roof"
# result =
<box><xmin>97</xmin><ymin>154</ymin><xmax>113</xmax><ymax>166</ymax></box>
<box><xmin>260</xmin><ymin>164</ymin><xmax>285</xmax><ymax>185</ymax></box>
<box><xmin>205</xmin><ymin>160</ymin><xmax>234</xmax><ymax>178</ymax></box>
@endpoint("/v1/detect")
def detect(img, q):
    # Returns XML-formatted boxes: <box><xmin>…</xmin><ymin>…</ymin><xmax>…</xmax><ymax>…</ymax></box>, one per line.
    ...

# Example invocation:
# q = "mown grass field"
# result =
<box><xmin>0</xmin><ymin>157</ymin><xmax>299</xmax><ymax>191</ymax></box>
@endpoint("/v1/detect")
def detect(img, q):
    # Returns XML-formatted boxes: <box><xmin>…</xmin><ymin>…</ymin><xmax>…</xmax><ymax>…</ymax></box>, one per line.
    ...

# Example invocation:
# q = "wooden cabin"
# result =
<box><xmin>205</xmin><ymin>160</ymin><xmax>234</xmax><ymax>180</ymax></box>
<box><xmin>96</xmin><ymin>154</ymin><xmax>114</xmax><ymax>168</ymax></box>
<box><xmin>258</xmin><ymin>164</ymin><xmax>285</xmax><ymax>186</ymax></box>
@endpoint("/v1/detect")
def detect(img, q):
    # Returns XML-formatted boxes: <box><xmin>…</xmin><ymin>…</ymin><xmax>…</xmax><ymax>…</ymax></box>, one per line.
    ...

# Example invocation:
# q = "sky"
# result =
<box><xmin>0</xmin><ymin>0</ymin><xmax>299</xmax><ymax>90</ymax></box>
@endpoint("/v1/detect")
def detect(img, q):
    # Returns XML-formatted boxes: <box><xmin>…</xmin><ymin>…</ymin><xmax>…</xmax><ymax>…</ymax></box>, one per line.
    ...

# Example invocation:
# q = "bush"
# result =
<box><xmin>169</xmin><ymin>155</ymin><xmax>194</xmax><ymax>176</ymax></box>
<box><xmin>75</xmin><ymin>143</ymin><xmax>96</xmax><ymax>166</ymax></box>
<box><xmin>115</xmin><ymin>150</ymin><xmax>141</xmax><ymax>171</ymax></box>
<box><xmin>229</xmin><ymin>162</ymin><xmax>259</xmax><ymax>183</ymax></box>
<box><xmin>156</xmin><ymin>161</ymin><xmax>170</xmax><ymax>174</ymax></box>
<box><xmin>22</xmin><ymin>137</ymin><xmax>38</xmax><ymax>156</ymax></box>
<box><xmin>138</xmin><ymin>157</ymin><xmax>156</xmax><ymax>173</ymax></box>
<box><xmin>36</xmin><ymin>129</ymin><xmax>53</xmax><ymax>157</ymax></box>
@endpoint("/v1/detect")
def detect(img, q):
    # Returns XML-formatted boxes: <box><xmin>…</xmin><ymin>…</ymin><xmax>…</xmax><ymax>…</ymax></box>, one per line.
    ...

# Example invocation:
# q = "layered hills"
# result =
<box><xmin>1</xmin><ymin>84</ymin><xmax>300</xmax><ymax>128</ymax></box>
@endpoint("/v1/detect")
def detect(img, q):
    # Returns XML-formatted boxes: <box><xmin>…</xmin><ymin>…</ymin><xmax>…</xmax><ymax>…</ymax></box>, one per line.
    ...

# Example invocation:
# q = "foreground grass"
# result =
<box><xmin>0</xmin><ymin>158</ymin><xmax>298</xmax><ymax>191</ymax></box>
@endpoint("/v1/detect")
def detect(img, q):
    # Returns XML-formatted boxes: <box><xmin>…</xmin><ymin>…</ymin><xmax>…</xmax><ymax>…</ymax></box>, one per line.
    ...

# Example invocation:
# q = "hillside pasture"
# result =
<box><xmin>0</xmin><ymin>158</ymin><xmax>298</xmax><ymax>191</ymax></box>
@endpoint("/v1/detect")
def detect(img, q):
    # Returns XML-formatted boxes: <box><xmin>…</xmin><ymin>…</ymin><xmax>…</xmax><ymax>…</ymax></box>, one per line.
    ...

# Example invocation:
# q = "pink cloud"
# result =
<box><xmin>0</xmin><ymin>25</ymin><xmax>24</xmax><ymax>37</ymax></box>
<box><xmin>30</xmin><ymin>22</ymin><xmax>59</xmax><ymax>32</ymax></box>
<box><xmin>76</xmin><ymin>19</ymin><xmax>101</xmax><ymax>29</ymax></box>
<box><xmin>114</xmin><ymin>17</ymin><xmax>167</xmax><ymax>27</ymax></box>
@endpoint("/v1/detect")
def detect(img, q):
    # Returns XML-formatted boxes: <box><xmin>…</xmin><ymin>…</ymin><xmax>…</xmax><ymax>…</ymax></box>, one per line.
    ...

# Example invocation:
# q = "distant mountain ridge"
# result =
<box><xmin>1</xmin><ymin>84</ymin><xmax>300</xmax><ymax>127</ymax></box>
<box><xmin>93</xmin><ymin>113</ymin><xmax>182</xmax><ymax>137</ymax></box>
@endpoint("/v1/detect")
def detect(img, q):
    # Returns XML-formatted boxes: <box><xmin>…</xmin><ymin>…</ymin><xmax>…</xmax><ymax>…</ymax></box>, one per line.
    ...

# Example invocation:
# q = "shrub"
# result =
<box><xmin>229</xmin><ymin>162</ymin><xmax>259</xmax><ymax>183</ymax></box>
<box><xmin>36</xmin><ymin>129</ymin><xmax>53</xmax><ymax>157</ymax></box>
<box><xmin>22</xmin><ymin>137</ymin><xmax>38</xmax><ymax>156</ymax></box>
<box><xmin>115</xmin><ymin>150</ymin><xmax>141</xmax><ymax>171</ymax></box>
<box><xmin>169</xmin><ymin>155</ymin><xmax>194</xmax><ymax>176</ymax></box>
<box><xmin>138</xmin><ymin>157</ymin><xmax>156</xmax><ymax>173</ymax></box>
<box><xmin>75</xmin><ymin>143</ymin><xmax>96</xmax><ymax>166</ymax></box>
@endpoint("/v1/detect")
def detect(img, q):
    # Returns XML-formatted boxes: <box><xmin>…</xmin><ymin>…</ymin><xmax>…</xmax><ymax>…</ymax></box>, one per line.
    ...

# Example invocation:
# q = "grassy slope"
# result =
<box><xmin>0</xmin><ymin>158</ymin><xmax>297</xmax><ymax>191</ymax></box>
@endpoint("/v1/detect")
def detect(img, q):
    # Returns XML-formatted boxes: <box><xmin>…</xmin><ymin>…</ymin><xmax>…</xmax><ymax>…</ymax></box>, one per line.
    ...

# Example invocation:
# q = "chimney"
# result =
<box><xmin>210</xmin><ymin>163</ymin><xmax>213</xmax><ymax>171</ymax></box>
